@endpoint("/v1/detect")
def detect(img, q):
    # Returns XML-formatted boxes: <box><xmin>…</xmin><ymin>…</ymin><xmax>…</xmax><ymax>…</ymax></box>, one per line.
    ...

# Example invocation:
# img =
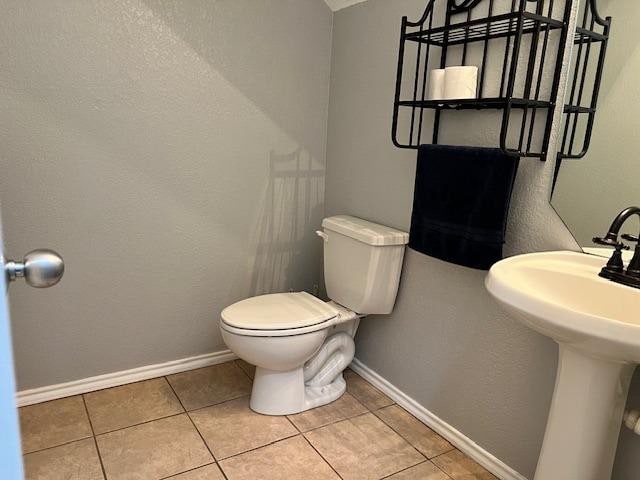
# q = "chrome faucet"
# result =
<box><xmin>593</xmin><ymin>206</ymin><xmax>640</xmax><ymax>288</ymax></box>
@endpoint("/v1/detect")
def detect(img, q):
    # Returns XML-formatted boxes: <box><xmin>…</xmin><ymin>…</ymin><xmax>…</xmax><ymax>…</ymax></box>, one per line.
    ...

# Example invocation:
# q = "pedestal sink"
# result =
<box><xmin>485</xmin><ymin>251</ymin><xmax>640</xmax><ymax>480</ymax></box>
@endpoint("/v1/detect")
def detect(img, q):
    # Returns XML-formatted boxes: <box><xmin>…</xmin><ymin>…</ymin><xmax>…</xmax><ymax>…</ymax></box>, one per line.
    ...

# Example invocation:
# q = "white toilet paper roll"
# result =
<box><xmin>443</xmin><ymin>66</ymin><xmax>478</xmax><ymax>100</ymax></box>
<box><xmin>427</xmin><ymin>69</ymin><xmax>446</xmax><ymax>100</ymax></box>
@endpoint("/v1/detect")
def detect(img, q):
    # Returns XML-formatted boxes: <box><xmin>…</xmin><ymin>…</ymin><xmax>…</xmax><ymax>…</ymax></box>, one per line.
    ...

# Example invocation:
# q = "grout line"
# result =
<box><xmin>377</xmin><ymin>421</ymin><xmax>428</xmax><ymax>463</ymax></box>
<box><xmin>371</xmin><ymin>406</ymin><xmax>455</xmax><ymax>460</ymax></box>
<box><xmin>81</xmin><ymin>383</ymin><xmax>249</xmax><ymax>437</ymax></box>
<box><xmin>218</xmin><ymin>465</ymin><xmax>231</xmax><ymax>480</ymax></box>
<box><xmin>164</xmin><ymin>377</ymin><xmax>222</xmax><ymax>469</ymax></box>
<box><xmin>429</xmin><ymin>449</ymin><xmax>470</xmax><ymax>478</ymax></box>
<box><xmin>377</xmin><ymin>459</ymin><xmax>454</xmax><ymax>480</ymax></box>
<box><xmin>379</xmin><ymin>460</ymin><xmax>429</xmax><ymax>479</ymax></box>
<box><xmin>22</xmin><ymin>436</ymin><xmax>94</xmax><ymax>457</ymax></box>
<box><xmin>344</xmin><ymin>371</ymin><xmax>396</xmax><ymax>411</ymax></box>
<box><xmin>81</xmin><ymin>395</ymin><xmax>108</xmax><ymax>480</ymax></box>
<box><xmin>215</xmin><ymin>432</ymin><xmax>301</xmax><ymax>463</ymax></box>
<box><xmin>284</xmin><ymin>413</ymin><xmax>302</xmax><ymax>434</ymax></box>
<box><xmin>185</xmin><ymin>412</ymin><xmax>217</xmax><ymax>462</ymax></box>
<box><xmin>82</xmin><ymin>377</ymin><xmax>186</xmax><ymax>436</ymax></box>
<box><xmin>435</xmin><ymin>463</ymin><xmax>455</xmax><ymax>480</ymax></box>
<box><xmin>349</xmin><ymin>373</ymin><xmax>459</xmax><ymax>476</ymax></box>
<box><xmin>91</xmin><ymin>412</ymin><xmax>187</xmax><ymax>436</ymax></box>
<box><xmin>291</xmin><ymin>399</ymin><xmax>375</xmax><ymax>435</ymax></box>
<box><xmin>181</xmin><ymin>393</ymin><xmax>250</xmax><ymax>414</ymax></box>
<box><xmin>157</xmin><ymin>462</ymin><xmax>218</xmax><ymax>480</ymax></box>
<box><xmin>211</xmin><ymin>434</ymin><xmax>309</xmax><ymax>476</ymax></box>
<box><xmin>94</xmin><ymin>412</ymin><xmax>186</xmax><ymax>438</ymax></box>
<box><xmin>430</xmin><ymin>450</ymin><xmax>452</xmax><ymax>461</ymax></box>
<box><xmin>300</xmin><ymin>434</ymin><xmax>345</xmax><ymax>480</ymax></box>
<box><xmin>91</xmin><ymin>436</ymin><xmax>108</xmax><ymax>480</ymax></box>
<box><xmin>234</xmin><ymin>360</ymin><xmax>255</xmax><ymax>382</ymax></box>
<box><xmin>301</xmin><ymin>409</ymin><xmax>426</xmax><ymax>480</ymax></box>
<box><xmin>283</xmin><ymin>392</ymin><xmax>370</xmax><ymax>432</ymax></box>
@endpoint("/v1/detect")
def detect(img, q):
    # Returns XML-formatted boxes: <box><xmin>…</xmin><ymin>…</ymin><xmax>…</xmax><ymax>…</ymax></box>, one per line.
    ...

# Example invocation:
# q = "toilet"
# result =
<box><xmin>220</xmin><ymin>215</ymin><xmax>409</xmax><ymax>415</ymax></box>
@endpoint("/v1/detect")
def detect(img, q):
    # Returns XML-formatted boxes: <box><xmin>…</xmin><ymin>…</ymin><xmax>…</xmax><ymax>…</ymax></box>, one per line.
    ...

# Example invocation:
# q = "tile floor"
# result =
<box><xmin>19</xmin><ymin>360</ymin><xmax>498</xmax><ymax>480</ymax></box>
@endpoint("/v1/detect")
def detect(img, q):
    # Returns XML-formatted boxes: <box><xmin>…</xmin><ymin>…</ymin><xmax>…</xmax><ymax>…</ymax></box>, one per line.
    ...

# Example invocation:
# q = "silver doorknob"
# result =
<box><xmin>5</xmin><ymin>249</ymin><xmax>64</xmax><ymax>288</ymax></box>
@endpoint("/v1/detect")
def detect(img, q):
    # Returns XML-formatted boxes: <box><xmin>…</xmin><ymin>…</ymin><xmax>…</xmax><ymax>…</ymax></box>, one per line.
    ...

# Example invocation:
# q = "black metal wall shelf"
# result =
<box><xmin>557</xmin><ymin>0</ymin><xmax>611</xmax><ymax>162</ymax></box>
<box><xmin>405</xmin><ymin>12</ymin><xmax>564</xmax><ymax>47</ymax></box>
<box><xmin>392</xmin><ymin>0</ymin><xmax>572</xmax><ymax>159</ymax></box>
<box><xmin>397</xmin><ymin>97</ymin><xmax>553</xmax><ymax>110</ymax></box>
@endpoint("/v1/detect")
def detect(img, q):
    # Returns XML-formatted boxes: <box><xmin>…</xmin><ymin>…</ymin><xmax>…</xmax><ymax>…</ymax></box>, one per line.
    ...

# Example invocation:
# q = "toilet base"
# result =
<box><xmin>250</xmin><ymin>367</ymin><xmax>347</xmax><ymax>415</ymax></box>
<box><xmin>249</xmin><ymin>331</ymin><xmax>356</xmax><ymax>415</ymax></box>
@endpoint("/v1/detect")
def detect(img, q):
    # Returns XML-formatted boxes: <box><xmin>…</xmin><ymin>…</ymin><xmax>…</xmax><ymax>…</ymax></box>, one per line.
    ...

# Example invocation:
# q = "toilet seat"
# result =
<box><xmin>220</xmin><ymin>292</ymin><xmax>339</xmax><ymax>337</ymax></box>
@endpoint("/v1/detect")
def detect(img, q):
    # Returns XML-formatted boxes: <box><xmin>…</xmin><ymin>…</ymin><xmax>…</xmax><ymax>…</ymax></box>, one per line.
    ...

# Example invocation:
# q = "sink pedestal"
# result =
<box><xmin>535</xmin><ymin>345</ymin><xmax>635</xmax><ymax>480</ymax></box>
<box><xmin>486</xmin><ymin>251</ymin><xmax>640</xmax><ymax>480</ymax></box>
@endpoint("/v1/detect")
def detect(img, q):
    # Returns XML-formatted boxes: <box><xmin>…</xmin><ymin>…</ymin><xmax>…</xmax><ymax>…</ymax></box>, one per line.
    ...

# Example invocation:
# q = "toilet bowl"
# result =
<box><xmin>220</xmin><ymin>292</ymin><xmax>360</xmax><ymax>415</ymax></box>
<box><xmin>220</xmin><ymin>215</ymin><xmax>408</xmax><ymax>415</ymax></box>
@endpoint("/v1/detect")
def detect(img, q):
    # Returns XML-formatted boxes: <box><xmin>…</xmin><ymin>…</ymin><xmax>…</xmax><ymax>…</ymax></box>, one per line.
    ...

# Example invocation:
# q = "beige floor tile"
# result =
<box><xmin>220</xmin><ymin>436</ymin><xmax>339</xmax><ymax>480</ymax></box>
<box><xmin>20</xmin><ymin>396</ymin><xmax>93</xmax><ymax>454</ymax></box>
<box><xmin>432</xmin><ymin>450</ymin><xmax>498</xmax><ymax>480</ymax></box>
<box><xmin>385</xmin><ymin>461</ymin><xmax>450</xmax><ymax>479</ymax></box>
<box><xmin>84</xmin><ymin>377</ymin><xmax>183</xmax><ymax>434</ymax></box>
<box><xmin>167</xmin><ymin>362</ymin><xmax>252</xmax><ymax>410</ymax></box>
<box><xmin>234</xmin><ymin>359</ymin><xmax>255</xmax><ymax>379</ymax></box>
<box><xmin>344</xmin><ymin>370</ymin><xmax>394</xmax><ymax>411</ymax></box>
<box><xmin>166</xmin><ymin>463</ymin><xmax>225</xmax><ymax>479</ymax></box>
<box><xmin>305</xmin><ymin>412</ymin><xmax>425</xmax><ymax>480</ymax></box>
<box><xmin>189</xmin><ymin>396</ymin><xmax>297</xmax><ymax>459</ymax></box>
<box><xmin>288</xmin><ymin>393</ymin><xmax>368</xmax><ymax>432</ymax></box>
<box><xmin>96</xmin><ymin>414</ymin><xmax>212</xmax><ymax>480</ymax></box>
<box><xmin>23</xmin><ymin>438</ymin><xmax>103</xmax><ymax>480</ymax></box>
<box><xmin>375</xmin><ymin>405</ymin><xmax>453</xmax><ymax>458</ymax></box>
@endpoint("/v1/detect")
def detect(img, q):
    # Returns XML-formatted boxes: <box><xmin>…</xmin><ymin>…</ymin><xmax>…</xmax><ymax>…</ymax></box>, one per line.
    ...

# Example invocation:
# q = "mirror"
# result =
<box><xmin>552</xmin><ymin>0</ymin><xmax>640</xmax><ymax>255</ymax></box>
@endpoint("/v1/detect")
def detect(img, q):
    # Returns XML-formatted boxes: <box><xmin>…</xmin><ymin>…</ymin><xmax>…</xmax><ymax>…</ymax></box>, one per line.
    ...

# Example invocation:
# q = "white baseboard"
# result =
<box><xmin>350</xmin><ymin>358</ymin><xmax>529</xmax><ymax>480</ymax></box>
<box><xmin>16</xmin><ymin>349</ymin><xmax>238</xmax><ymax>407</ymax></box>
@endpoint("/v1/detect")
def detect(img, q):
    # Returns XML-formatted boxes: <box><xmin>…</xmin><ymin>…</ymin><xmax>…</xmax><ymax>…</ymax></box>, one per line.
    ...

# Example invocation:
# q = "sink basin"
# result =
<box><xmin>487</xmin><ymin>251</ymin><xmax>640</xmax><ymax>361</ymax></box>
<box><xmin>486</xmin><ymin>251</ymin><xmax>640</xmax><ymax>480</ymax></box>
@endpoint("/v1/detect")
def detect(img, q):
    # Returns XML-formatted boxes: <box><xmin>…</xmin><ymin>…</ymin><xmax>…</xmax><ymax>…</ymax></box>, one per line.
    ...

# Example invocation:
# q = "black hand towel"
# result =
<box><xmin>409</xmin><ymin>144</ymin><xmax>519</xmax><ymax>270</ymax></box>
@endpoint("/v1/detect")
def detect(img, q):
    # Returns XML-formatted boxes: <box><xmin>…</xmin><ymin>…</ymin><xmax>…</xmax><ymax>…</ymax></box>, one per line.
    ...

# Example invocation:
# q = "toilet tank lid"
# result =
<box><xmin>322</xmin><ymin>215</ymin><xmax>409</xmax><ymax>246</ymax></box>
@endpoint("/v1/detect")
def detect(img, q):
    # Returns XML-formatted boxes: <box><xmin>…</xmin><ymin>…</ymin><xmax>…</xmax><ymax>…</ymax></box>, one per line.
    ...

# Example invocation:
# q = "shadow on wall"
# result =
<box><xmin>232</xmin><ymin>148</ymin><xmax>325</xmax><ymax>299</ymax></box>
<box><xmin>141</xmin><ymin>0</ymin><xmax>331</xmax><ymax>163</ymax></box>
<box><xmin>0</xmin><ymin>0</ymin><xmax>332</xmax><ymax>387</ymax></box>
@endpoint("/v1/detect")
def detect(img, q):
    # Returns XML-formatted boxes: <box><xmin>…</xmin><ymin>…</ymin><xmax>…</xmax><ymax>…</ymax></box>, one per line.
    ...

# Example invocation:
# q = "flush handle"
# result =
<box><xmin>5</xmin><ymin>249</ymin><xmax>65</xmax><ymax>288</ymax></box>
<box><xmin>316</xmin><ymin>230</ymin><xmax>329</xmax><ymax>242</ymax></box>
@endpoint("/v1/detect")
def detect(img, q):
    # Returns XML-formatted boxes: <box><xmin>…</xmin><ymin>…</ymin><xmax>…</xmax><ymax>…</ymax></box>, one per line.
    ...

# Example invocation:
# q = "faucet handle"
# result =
<box><xmin>622</xmin><ymin>233</ymin><xmax>639</xmax><ymax>243</ymax></box>
<box><xmin>593</xmin><ymin>235</ymin><xmax>620</xmax><ymax>246</ymax></box>
<box><xmin>593</xmin><ymin>236</ymin><xmax>630</xmax><ymax>249</ymax></box>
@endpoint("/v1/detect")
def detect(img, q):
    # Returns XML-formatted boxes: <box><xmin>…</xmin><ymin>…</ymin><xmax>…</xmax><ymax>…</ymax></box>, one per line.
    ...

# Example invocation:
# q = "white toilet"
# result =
<box><xmin>220</xmin><ymin>215</ymin><xmax>408</xmax><ymax>415</ymax></box>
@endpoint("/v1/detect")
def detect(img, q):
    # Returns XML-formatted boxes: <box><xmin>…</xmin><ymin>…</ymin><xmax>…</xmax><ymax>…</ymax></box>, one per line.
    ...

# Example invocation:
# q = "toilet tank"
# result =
<box><xmin>320</xmin><ymin>215</ymin><xmax>409</xmax><ymax>315</ymax></box>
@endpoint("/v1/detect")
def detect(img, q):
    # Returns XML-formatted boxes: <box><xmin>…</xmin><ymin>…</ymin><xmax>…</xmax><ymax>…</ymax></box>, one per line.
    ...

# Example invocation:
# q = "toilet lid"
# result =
<box><xmin>221</xmin><ymin>292</ymin><xmax>339</xmax><ymax>331</ymax></box>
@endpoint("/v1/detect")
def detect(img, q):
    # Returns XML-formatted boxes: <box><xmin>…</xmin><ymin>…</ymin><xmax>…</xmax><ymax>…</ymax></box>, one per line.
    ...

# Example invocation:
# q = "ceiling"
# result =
<box><xmin>323</xmin><ymin>0</ymin><xmax>370</xmax><ymax>12</ymax></box>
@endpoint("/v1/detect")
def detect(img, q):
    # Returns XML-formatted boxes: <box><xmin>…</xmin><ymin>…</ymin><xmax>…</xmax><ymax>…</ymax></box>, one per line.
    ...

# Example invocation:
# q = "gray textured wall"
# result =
<box><xmin>3</xmin><ymin>0</ymin><xmax>640</xmax><ymax>478</ymax></box>
<box><xmin>326</xmin><ymin>0</ymin><xmax>640</xmax><ymax>478</ymax></box>
<box><xmin>0</xmin><ymin>0</ymin><xmax>332</xmax><ymax>390</ymax></box>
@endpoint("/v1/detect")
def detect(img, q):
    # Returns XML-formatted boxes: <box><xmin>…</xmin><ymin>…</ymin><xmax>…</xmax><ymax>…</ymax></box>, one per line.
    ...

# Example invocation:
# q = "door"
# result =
<box><xmin>0</xmin><ymin>212</ymin><xmax>24</xmax><ymax>479</ymax></box>
<box><xmin>0</xmin><ymin>208</ymin><xmax>65</xmax><ymax>480</ymax></box>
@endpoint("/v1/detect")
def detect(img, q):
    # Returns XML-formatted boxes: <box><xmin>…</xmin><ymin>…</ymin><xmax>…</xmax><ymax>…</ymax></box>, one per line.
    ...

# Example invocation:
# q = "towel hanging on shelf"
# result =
<box><xmin>409</xmin><ymin>144</ymin><xmax>519</xmax><ymax>270</ymax></box>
